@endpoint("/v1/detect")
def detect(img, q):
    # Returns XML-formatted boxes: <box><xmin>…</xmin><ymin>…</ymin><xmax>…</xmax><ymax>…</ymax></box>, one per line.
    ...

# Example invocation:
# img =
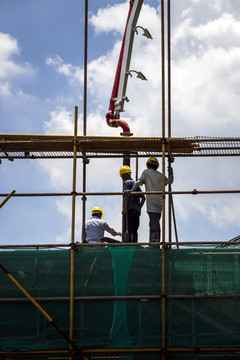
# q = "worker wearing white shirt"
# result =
<box><xmin>85</xmin><ymin>207</ymin><xmax>122</xmax><ymax>244</ymax></box>
<box><xmin>129</xmin><ymin>157</ymin><xmax>174</xmax><ymax>244</ymax></box>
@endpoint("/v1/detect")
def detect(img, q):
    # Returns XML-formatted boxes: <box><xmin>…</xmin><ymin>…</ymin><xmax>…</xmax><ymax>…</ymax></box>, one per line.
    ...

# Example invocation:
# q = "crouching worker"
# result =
<box><xmin>85</xmin><ymin>207</ymin><xmax>122</xmax><ymax>244</ymax></box>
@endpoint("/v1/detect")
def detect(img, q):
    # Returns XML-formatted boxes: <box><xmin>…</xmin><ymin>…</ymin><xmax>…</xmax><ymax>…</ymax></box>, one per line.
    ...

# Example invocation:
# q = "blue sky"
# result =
<box><xmin>1</xmin><ymin>0</ymin><xmax>240</xmax><ymax>245</ymax></box>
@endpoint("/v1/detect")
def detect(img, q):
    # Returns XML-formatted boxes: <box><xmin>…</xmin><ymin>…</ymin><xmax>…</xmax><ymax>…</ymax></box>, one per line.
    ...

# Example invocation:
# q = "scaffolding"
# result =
<box><xmin>1</xmin><ymin>1</ymin><xmax>240</xmax><ymax>360</ymax></box>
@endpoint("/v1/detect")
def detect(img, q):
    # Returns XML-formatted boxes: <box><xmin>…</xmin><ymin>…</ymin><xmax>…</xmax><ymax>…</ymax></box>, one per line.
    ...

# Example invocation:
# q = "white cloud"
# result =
<box><xmin>172</xmin><ymin>156</ymin><xmax>240</xmax><ymax>236</ymax></box>
<box><xmin>181</xmin><ymin>8</ymin><xmax>193</xmax><ymax>19</ymax></box>
<box><xmin>211</xmin><ymin>0</ymin><xmax>223</xmax><ymax>12</ymax></box>
<box><xmin>172</xmin><ymin>47</ymin><xmax>240</xmax><ymax>136</ymax></box>
<box><xmin>0</xmin><ymin>32</ymin><xmax>34</xmax><ymax>79</ymax></box>
<box><xmin>194</xmin><ymin>14</ymin><xmax>240</xmax><ymax>48</ymax></box>
<box><xmin>0</xmin><ymin>32</ymin><xmax>20</xmax><ymax>78</ymax></box>
<box><xmin>43</xmin><ymin>106</ymin><xmax>74</xmax><ymax>135</ymax></box>
<box><xmin>89</xmin><ymin>2</ymin><xmax>129</xmax><ymax>34</ymax></box>
<box><xmin>178</xmin><ymin>196</ymin><xmax>240</xmax><ymax>231</ymax></box>
<box><xmin>0</xmin><ymin>81</ymin><xmax>11</xmax><ymax>96</ymax></box>
<box><xmin>190</xmin><ymin>0</ymin><xmax>240</xmax><ymax>16</ymax></box>
<box><xmin>170</xmin><ymin>12</ymin><xmax>240</xmax><ymax>137</ymax></box>
<box><xmin>40</xmin><ymin>108</ymin><xmax>76</xmax><ymax>191</ymax></box>
<box><xmin>46</xmin><ymin>55</ymin><xmax>82</xmax><ymax>87</ymax></box>
<box><xmin>0</xmin><ymin>32</ymin><xmax>35</xmax><ymax>100</ymax></box>
<box><xmin>172</xmin><ymin>13</ymin><xmax>240</xmax><ymax>55</ymax></box>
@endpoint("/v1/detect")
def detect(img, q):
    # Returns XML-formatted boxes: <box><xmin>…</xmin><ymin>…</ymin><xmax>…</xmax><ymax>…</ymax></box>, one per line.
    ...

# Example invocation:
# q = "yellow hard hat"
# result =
<box><xmin>119</xmin><ymin>165</ymin><xmax>132</xmax><ymax>176</ymax></box>
<box><xmin>146</xmin><ymin>157</ymin><xmax>159</xmax><ymax>169</ymax></box>
<box><xmin>91</xmin><ymin>207</ymin><xmax>103</xmax><ymax>217</ymax></box>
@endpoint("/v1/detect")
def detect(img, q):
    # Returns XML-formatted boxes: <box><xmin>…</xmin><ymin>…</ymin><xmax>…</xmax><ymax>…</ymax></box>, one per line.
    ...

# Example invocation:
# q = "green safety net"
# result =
<box><xmin>1</xmin><ymin>246</ymin><xmax>240</xmax><ymax>358</ymax></box>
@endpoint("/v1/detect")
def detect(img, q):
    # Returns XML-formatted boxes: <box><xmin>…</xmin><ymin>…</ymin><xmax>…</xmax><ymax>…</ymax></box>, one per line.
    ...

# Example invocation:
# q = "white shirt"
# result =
<box><xmin>85</xmin><ymin>216</ymin><xmax>118</xmax><ymax>243</ymax></box>
<box><xmin>132</xmin><ymin>168</ymin><xmax>173</xmax><ymax>213</ymax></box>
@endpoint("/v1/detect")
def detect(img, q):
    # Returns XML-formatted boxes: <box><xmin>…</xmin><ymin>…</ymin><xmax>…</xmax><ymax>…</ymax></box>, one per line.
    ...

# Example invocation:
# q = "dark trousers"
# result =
<box><xmin>123</xmin><ymin>208</ymin><xmax>140</xmax><ymax>243</ymax></box>
<box><xmin>148</xmin><ymin>212</ymin><xmax>161</xmax><ymax>244</ymax></box>
<box><xmin>148</xmin><ymin>212</ymin><xmax>161</xmax><ymax>233</ymax></box>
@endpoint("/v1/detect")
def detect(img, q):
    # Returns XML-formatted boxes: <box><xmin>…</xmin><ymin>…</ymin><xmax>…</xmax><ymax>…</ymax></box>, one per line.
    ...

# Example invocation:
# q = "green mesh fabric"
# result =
<box><xmin>0</xmin><ymin>247</ymin><xmax>240</xmax><ymax>357</ymax></box>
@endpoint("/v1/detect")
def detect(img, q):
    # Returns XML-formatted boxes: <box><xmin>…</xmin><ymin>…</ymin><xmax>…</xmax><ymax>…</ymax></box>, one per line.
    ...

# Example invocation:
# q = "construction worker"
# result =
<box><xmin>85</xmin><ymin>207</ymin><xmax>122</xmax><ymax>244</ymax></box>
<box><xmin>119</xmin><ymin>165</ymin><xmax>145</xmax><ymax>243</ymax></box>
<box><xmin>126</xmin><ymin>158</ymin><xmax>173</xmax><ymax>244</ymax></box>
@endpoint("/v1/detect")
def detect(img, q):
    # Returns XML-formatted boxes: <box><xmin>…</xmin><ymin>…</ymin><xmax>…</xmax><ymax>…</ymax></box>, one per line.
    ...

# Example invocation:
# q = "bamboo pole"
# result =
<box><xmin>0</xmin><ymin>190</ymin><xmax>16</xmax><ymax>208</ymax></box>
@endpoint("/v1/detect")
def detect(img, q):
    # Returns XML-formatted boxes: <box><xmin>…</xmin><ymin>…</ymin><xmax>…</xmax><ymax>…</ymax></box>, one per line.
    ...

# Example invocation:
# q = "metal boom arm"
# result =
<box><xmin>106</xmin><ymin>0</ymin><xmax>144</xmax><ymax>133</ymax></box>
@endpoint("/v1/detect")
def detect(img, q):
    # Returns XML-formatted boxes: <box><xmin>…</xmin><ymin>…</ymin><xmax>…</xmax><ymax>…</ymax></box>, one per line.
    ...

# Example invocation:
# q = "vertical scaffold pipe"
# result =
<box><xmin>161</xmin><ymin>1</ymin><xmax>165</xmax><ymax>140</ymax></box>
<box><xmin>162</xmin><ymin>140</ymin><xmax>167</xmax><ymax>360</ymax></box>
<box><xmin>69</xmin><ymin>106</ymin><xmax>78</xmax><ymax>357</ymax></box>
<box><xmin>83</xmin><ymin>0</ymin><xmax>88</xmax><ymax>136</ymax></box>
<box><xmin>167</xmin><ymin>0</ymin><xmax>172</xmax><ymax>244</ymax></box>
<box><xmin>82</xmin><ymin>0</ymin><xmax>88</xmax><ymax>243</ymax></box>
<box><xmin>161</xmin><ymin>0</ymin><xmax>167</xmax><ymax>358</ymax></box>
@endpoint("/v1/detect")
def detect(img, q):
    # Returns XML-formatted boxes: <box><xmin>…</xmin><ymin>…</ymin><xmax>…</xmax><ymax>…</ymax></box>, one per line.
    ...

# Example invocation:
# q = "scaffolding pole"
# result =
<box><xmin>167</xmin><ymin>0</ymin><xmax>172</xmax><ymax>247</ymax></box>
<box><xmin>69</xmin><ymin>106</ymin><xmax>78</xmax><ymax>359</ymax></box>
<box><xmin>0</xmin><ymin>189</ymin><xmax>16</xmax><ymax>208</ymax></box>
<box><xmin>81</xmin><ymin>0</ymin><xmax>88</xmax><ymax>244</ymax></box>
<box><xmin>161</xmin><ymin>0</ymin><xmax>166</xmax><ymax>357</ymax></box>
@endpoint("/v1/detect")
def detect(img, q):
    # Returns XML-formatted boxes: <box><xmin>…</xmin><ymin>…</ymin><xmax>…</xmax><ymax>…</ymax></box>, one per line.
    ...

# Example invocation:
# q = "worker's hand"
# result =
<box><xmin>116</xmin><ymin>232</ymin><xmax>122</xmax><ymax>236</ymax></box>
<box><xmin>122</xmin><ymin>210</ymin><xmax>126</xmax><ymax>215</ymax></box>
<box><xmin>168</xmin><ymin>165</ymin><xmax>173</xmax><ymax>173</ymax></box>
<box><xmin>124</xmin><ymin>190</ymin><xmax>132</xmax><ymax>196</ymax></box>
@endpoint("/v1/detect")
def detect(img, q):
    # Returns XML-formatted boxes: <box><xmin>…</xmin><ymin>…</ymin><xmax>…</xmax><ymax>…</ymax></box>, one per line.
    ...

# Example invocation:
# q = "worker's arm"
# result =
<box><xmin>131</xmin><ymin>179</ymin><xmax>142</xmax><ymax>192</ymax></box>
<box><xmin>140</xmin><ymin>194</ymin><xmax>146</xmax><ymax>209</ymax></box>
<box><xmin>103</xmin><ymin>222</ymin><xmax>121</xmax><ymax>237</ymax></box>
<box><xmin>125</xmin><ymin>171</ymin><xmax>145</xmax><ymax>195</ymax></box>
<box><xmin>166</xmin><ymin>165</ymin><xmax>174</xmax><ymax>185</ymax></box>
<box><xmin>122</xmin><ymin>195</ymin><xmax>130</xmax><ymax>215</ymax></box>
<box><xmin>125</xmin><ymin>179</ymin><xmax>143</xmax><ymax>195</ymax></box>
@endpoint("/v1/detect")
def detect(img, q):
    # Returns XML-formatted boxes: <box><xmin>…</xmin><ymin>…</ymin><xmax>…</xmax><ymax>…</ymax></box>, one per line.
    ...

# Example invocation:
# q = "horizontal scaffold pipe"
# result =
<box><xmin>1</xmin><ymin>240</ymin><xmax>240</xmax><ymax>249</ymax></box>
<box><xmin>2</xmin><ymin>347</ymin><xmax>240</xmax><ymax>355</ymax></box>
<box><xmin>83</xmin><ymin>347</ymin><xmax>240</xmax><ymax>354</ymax></box>
<box><xmin>0</xmin><ymin>295</ymin><xmax>162</xmax><ymax>303</ymax></box>
<box><xmin>1</xmin><ymin>293</ymin><xmax>240</xmax><ymax>303</ymax></box>
<box><xmin>1</xmin><ymin>189</ymin><xmax>240</xmax><ymax>198</ymax></box>
<box><xmin>2</xmin><ymin>152</ymin><xmax>240</xmax><ymax>159</ymax></box>
<box><xmin>0</xmin><ymin>350</ymin><xmax>69</xmax><ymax>356</ymax></box>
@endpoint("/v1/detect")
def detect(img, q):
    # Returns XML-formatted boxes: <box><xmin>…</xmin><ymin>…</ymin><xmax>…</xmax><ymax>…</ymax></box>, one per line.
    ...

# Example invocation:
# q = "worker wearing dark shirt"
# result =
<box><xmin>119</xmin><ymin>165</ymin><xmax>145</xmax><ymax>243</ymax></box>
